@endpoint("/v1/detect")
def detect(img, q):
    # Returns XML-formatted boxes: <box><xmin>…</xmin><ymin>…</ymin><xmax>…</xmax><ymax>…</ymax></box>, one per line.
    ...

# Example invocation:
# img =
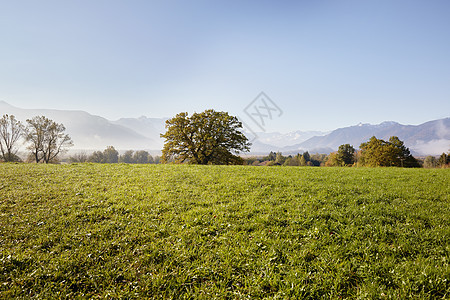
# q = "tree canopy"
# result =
<box><xmin>437</xmin><ymin>153</ymin><xmax>449</xmax><ymax>167</ymax></box>
<box><xmin>359</xmin><ymin>136</ymin><xmax>419</xmax><ymax>167</ymax></box>
<box><xmin>103</xmin><ymin>146</ymin><xmax>119</xmax><ymax>163</ymax></box>
<box><xmin>161</xmin><ymin>109</ymin><xmax>250</xmax><ymax>165</ymax></box>
<box><xmin>336</xmin><ymin>144</ymin><xmax>356</xmax><ymax>166</ymax></box>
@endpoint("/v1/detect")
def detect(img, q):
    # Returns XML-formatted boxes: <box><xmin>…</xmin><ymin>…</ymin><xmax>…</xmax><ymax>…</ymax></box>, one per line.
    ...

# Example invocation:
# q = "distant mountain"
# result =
<box><xmin>0</xmin><ymin>101</ymin><xmax>163</xmax><ymax>150</ymax></box>
<box><xmin>244</xmin><ymin>130</ymin><xmax>329</xmax><ymax>154</ymax></box>
<box><xmin>112</xmin><ymin>116</ymin><xmax>167</xmax><ymax>149</ymax></box>
<box><xmin>252</xmin><ymin>130</ymin><xmax>328</xmax><ymax>147</ymax></box>
<box><xmin>289</xmin><ymin>119</ymin><xmax>450</xmax><ymax>155</ymax></box>
<box><xmin>1</xmin><ymin>101</ymin><xmax>448</xmax><ymax>155</ymax></box>
<box><xmin>248</xmin><ymin>119</ymin><xmax>449</xmax><ymax>155</ymax></box>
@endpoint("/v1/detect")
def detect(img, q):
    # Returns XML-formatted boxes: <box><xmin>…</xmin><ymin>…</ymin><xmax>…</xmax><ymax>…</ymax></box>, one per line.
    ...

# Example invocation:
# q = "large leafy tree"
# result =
<box><xmin>359</xmin><ymin>136</ymin><xmax>418</xmax><ymax>167</ymax></box>
<box><xmin>161</xmin><ymin>109</ymin><xmax>250</xmax><ymax>164</ymax></box>
<box><xmin>25</xmin><ymin>116</ymin><xmax>73</xmax><ymax>163</ymax></box>
<box><xmin>0</xmin><ymin>114</ymin><xmax>24</xmax><ymax>162</ymax></box>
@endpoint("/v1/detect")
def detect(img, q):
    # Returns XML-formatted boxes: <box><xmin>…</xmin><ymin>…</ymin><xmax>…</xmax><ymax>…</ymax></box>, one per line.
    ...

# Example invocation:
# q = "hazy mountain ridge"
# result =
<box><xmin>0</xmin><ymin>101</ymin><xmax>160</xmax><ymax>150</ymax></box>
<box><xmin>290</xmin><ymin>119</ymin><xmax>450</xmax><ymax>155</ymax></box>
<box><xmin>1</xmin><ymin>101</ymin><xmax>448</xmax><ymax>155</ymax></box>
<box><xmin>252</xmin><ymin>130</ymin><xmax>329</xmax><ymax>148</ymax></box>
<box><xmin>111</xmin><ymin>116</ymin><xmax>167</xmax><ymax>149</ymax></box>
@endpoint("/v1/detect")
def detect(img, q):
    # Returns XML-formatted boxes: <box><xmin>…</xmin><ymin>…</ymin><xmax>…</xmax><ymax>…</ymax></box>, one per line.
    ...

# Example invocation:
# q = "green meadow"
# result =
<box><xmin>1</xmin><ymin>164</ymin><xmax>449</xmax><ymax>299</ymax></box>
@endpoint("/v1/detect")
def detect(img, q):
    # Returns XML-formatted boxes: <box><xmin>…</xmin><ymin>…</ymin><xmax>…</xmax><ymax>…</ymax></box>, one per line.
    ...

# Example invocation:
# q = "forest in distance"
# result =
<box><xmin>64</xmin><ymin>145</ymin><xmax>449</xmax><ymax>169</ymax></box>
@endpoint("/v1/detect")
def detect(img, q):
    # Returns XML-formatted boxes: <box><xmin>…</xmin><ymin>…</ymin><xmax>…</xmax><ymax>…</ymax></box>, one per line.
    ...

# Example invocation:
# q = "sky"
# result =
<box><xmin>0</xmin><ymin>0</ymin><xmax>449</xmax><ymax>133</ymax></box>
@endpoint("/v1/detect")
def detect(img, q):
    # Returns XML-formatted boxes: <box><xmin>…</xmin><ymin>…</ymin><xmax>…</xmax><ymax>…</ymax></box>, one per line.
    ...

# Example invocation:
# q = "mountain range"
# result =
<box><xmin>0</xmin><ymin>101</ymin><xmax>165</xmax><ymax>151</ymax></box>
<box><xmin>279</xmin><ymin>120</ymin><xmax>449</xmax><ymax>156</ymax></box>
<box><xmin>1</xmin><ymin>101</ymin><xmax>448</xmax><ymax>155</ymax></box>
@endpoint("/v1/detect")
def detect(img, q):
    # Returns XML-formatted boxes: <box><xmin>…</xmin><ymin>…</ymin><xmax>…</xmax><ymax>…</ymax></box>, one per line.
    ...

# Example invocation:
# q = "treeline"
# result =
<box><xmin>245</xmin><ymin>151</ymin><xmax>327</xmax><ymax>166</ymax></box>
<box><xmin>68</xmin><ymin>146</ymin><xmax>161</xmax><ymax>164</ymax></box>
<box><xmin>245</xmin><ymin>136</ymin><xmax>449</xmax><ymax>168</ymax></box>
<box><xmin>422</xmin><ymin>153</ymin><xmax>450</xmax><ymax>168</ymax></box>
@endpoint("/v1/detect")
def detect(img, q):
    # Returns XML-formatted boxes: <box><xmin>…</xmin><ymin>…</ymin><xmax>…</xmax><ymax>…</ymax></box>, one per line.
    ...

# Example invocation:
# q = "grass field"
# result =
<box><xmin>1</xmin><ymin>164</ymin><xmax>449</xmax><ymax>299</ymax></box>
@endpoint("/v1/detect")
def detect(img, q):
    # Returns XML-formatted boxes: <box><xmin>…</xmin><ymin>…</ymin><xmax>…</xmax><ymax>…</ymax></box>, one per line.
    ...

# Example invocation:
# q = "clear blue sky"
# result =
<box><xmin>1</xmin><ymin>0</ymin><xmax>449</xmax><ymax>132</ymax></box>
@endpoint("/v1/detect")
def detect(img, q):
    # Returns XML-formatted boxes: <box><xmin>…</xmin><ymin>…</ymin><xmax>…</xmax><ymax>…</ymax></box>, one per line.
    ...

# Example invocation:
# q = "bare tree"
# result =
<box><xmin>25</xmin><ymin>116</ymin><xmax>73</xmax><ymax>163</ymax></box>
<box><xmin>25</xmin><ymin>116</ymin><xmax>48</xmax><ymax>163</ymax></box>
<box><xmin>0</xmin><ymin>114</ymin><xmax>24</xmax><ymax>162</ymax></box>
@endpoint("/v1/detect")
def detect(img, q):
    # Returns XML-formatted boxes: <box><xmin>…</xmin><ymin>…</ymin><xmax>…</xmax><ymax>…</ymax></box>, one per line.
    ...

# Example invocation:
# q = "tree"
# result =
<box><xmin>336</xmin><ymin>144</ymin><xmax>355</xmax><ymax>166</ymax></box>
<box><xmin>437</xmin><ymin>153</ymin><xmax>449</xmax><ymax>168</ymax></box>
<box><xmin>359</xmin><ymin>136</ymin><xmax>385</xmax><ymax>167</ymax></box>
<box><xmin>423</xmin><ymin>156</ymin><xmax>437</xmax><ymax>168</ymax></box>
<box><xmin>310</xmin><ymin>153</ymin><xmax>327</xmax><ymax>166</ymax></box>
<box><xmin>134</xmin><ymin>150</ymin><xmax>152</xmax><ymax>164</ymax></box>
<box><xmin>389</xmin><ymin>136</ymin><xmax>420</xmax><ymax>167</ymax></box>
<box><xmin>302</xmin><ymin>151</ymin><xmax>310</xmax><ymax>163</ymax></box>
<box><xmin>299</xmin><ymin>155</ymin><xmax>307</xmax><ymax>166</ymax></box>
<box><xmin>161</xmin><ymin>110</ymin><xmax>250</xmax><ymax>164</ymax></box>
<box><xmin>103</xmin><ymin>146</ymin><xmax>119</xmax><ymax>163</ymax></box>
<box><xmin>88</xmin><ymin>151</ymin><xmax>104</xmax><ymax>163</ymax></box>
<box><xmin>119</xmin><ymin>150</ymin><xmax>135</xmax><ymax>164</ymax></box>
<box><xmin>386</xmin><ymin>136</ymin><xmax>407</xmax><ymax>167</ymax></box>
<box><xmin>0</xmin><ymin>114</ymin><xmax>24</xmax><ymax>162</ymax></box>
<box><xmin>262</xmin><ymin>151</ymin><xmax>276</xmax><ymax>161</ymax></box>
<box><xmin>275</xmin><ymin>152</ymin><xmax>285</xmax><ymax>165</ymax></box>
<box><xmin>359</xmin><ymin>136</ymin><xmax>418</xmax><ymax>167</ymax></box>
<box><xmin>25</xmin><ymin>116</ymin><xmax>73</xmax><ymax>163</ymax></box>
<box><xmin>283</xmin><ymin>156</ymin><xmax>299</xmax><ymax>166</ymax></box>
<box><xmin>325</xmin><ymin>152</ymin><xmax>340</xmax><ymax>167</ymax></box>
